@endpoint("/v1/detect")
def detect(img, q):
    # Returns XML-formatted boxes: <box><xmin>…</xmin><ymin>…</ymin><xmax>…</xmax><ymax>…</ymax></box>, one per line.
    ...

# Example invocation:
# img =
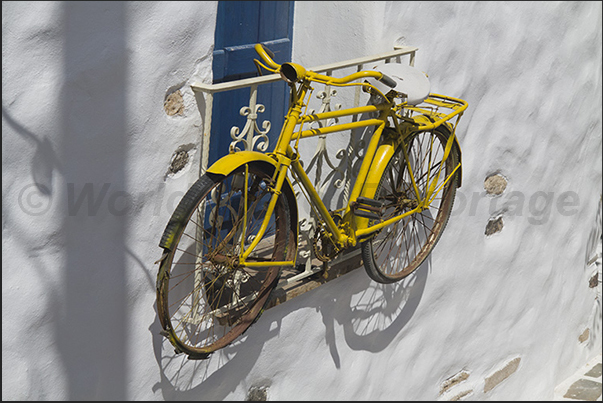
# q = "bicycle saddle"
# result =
<box><xmin>366</xmin><ymin>63</ymin><xmax>430</xmax><ymax>105</ymax></box>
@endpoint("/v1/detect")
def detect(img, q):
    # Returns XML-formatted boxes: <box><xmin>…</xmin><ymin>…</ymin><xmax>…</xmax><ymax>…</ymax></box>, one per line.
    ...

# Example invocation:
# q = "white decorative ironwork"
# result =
<box><xmin>229</xmin><ymin>85</ymin><xmax>271</xmax><ymax>153</ymax></box>
<box><xmin>306</xmin><ymin>86</ymin><xmax>346</xmax><ymax>195</ymax></box>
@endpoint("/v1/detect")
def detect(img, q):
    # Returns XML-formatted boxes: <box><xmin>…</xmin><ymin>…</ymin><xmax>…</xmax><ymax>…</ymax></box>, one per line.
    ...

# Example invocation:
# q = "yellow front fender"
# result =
<box><xmin>207</xmin><ymin>151</ymin><xmax>278</xmax><ymax>176</ymax></box>
<box><xmin>206</xmin><ymin>151</ymin><xmax>299</xmax><ymax>260</ymax></box>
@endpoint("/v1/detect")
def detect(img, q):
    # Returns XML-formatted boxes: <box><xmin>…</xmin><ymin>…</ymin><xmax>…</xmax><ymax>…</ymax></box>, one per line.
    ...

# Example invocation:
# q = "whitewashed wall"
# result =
<box><xmin>2</xmin><ymin>1</ymin><xmax>601</xmax><ymax>401</ymax></box>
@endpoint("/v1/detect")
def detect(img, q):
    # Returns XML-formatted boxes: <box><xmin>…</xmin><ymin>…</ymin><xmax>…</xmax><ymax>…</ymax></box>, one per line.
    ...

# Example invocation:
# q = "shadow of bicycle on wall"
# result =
<box><xmin>150</xmin><ymin>295</ymin><xmax>282</xmax><ymax>400</ymax></box>
<box><xmin>313</xmin><ymin>255</ymin><xmax>430</xmax><ymax>368</ymax></box>
<box><xmin>149</xmin><ymin>196</ymin><xmax>432</xmax><ymax>395</ymax></box>
<box><xmin>149</xmin><ymin>256</ymin><xmax>429</xmax><ymax>398</ymax></box>
<box><xmin>345</xmin><ymin>260</ymin><xmax>428</xmax><ymax>351</ymax></box>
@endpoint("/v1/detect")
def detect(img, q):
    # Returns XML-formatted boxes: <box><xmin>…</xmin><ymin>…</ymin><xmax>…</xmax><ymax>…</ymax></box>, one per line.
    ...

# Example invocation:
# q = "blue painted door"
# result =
<box><xmin>210</xmin><ymin>1</ymin><xmax>294</xmax><ymax>164</ymax></box>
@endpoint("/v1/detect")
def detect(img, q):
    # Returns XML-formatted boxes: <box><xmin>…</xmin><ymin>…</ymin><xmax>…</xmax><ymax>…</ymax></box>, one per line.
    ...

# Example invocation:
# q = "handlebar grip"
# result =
<box><xmin>378</xmin><ymin>73</ymin><xmax>397</xmax><ymax>89</ymax></box>
<box><xmin>260</xmin><ymin>43</ymin><xmax>275</xmax><ymax>60</ymax></box>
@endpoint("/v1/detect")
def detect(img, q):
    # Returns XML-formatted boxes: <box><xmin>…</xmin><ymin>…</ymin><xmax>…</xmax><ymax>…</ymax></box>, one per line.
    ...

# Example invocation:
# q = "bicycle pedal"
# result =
<box><xmin>356</xmin><ymin>196</ymin><xmax>384</xmax><ymax>208</ymax></box>
<box><xmin>353</xmin><ymin>209</ymin><xmax>381</xmax><ymax>220</ymax></box>
<box><xmin>352</xmin><ymin>197</ymin><xmax>384</xmax><ymax>220</ymax></box>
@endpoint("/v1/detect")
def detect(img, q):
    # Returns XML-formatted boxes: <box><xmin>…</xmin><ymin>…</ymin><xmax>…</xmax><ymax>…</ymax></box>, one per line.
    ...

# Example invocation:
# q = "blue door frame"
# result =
<box><xmin>210</xmin><ymin>1</ymin><xmax>294</xmax><ymax>165</ymax></box>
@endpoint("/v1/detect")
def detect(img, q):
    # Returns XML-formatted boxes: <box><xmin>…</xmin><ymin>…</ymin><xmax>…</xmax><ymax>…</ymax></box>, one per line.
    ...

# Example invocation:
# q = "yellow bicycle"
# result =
<box><xmin>156</xmin><ymin>44</ymin><xmax>468</xmax><ymax>359</ymax></box>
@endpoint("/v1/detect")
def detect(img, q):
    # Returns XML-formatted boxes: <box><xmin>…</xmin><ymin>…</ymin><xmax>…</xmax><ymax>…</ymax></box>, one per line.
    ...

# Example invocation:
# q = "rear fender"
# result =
<box><xmin>359</xmin><ymin>142</ymin><xmax>396</xmax><ymax>201</ymax></box>
<box><xmin>354</xmin><ymin>141</ymin><xmax>396</xmax><ymax>231</ymax></box>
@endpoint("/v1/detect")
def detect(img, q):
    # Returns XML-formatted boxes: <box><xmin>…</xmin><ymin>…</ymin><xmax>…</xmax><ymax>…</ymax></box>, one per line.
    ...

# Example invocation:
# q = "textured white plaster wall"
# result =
<box><xmin>2</xmin><ymin>1</ymin><xmax>601</xmax><ymax>401</ymax></box>
<box><xmin>2</xmin><ymin>1</ymin><xmax>217</xmax><ymax>400</ymax></box>
<box><xmin>289</xmin><ymin>2</ymin><xmax>603</xmax><ymax>401</ymax></box>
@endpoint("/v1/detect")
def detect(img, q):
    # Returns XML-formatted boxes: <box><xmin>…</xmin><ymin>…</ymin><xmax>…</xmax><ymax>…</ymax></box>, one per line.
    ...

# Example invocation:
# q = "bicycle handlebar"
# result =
<box><xmin>254</xmin><ymin>43</ymin><xmax>397</xmax><ymax>90</ymax></box>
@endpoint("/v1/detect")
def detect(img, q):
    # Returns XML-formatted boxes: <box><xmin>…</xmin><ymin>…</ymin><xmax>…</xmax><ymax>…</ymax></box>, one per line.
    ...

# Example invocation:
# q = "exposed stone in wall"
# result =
<box><xmin>578</xmin><ymin>328</ymin><xmax>590</xmax><ymax>343</ymax></box>
<box><xmin>439</xmin><ymin>370</ymin><xmax>473</xmax><ymax>401</ymax></box>
<box><xmin>440</xmin><ymin>370</ymin><xmax>470</xmax><ymax>395</ymax></box>
<box><xmin>484</xmin><ymin>357</ymin><xmax>521</xmax><ymax>393</ymax></box>
<box><xmin>165</xmin><ymin>143</ymin><xmax>197</xmax><ymax>179</ymax></box>
<box><xmin>164</xmin><ymin>90</ymin><xmax>185</xmax><ymax>116</ymax></box>
<box><xmin>169</xmin><ymin>149</ymin><xmax>189</xmax><ymax>174</ymax></box>
<box><xmin>485</xmin><ymin>216</ymin><xmax>504</xmax><ymax>236</ymax></box>
<box><xmin>589</xmin><ymin>272</ymin><xmax>599</xmax><ymax>288</ymax></box>
<box><xmin>484</xmin><ymin>174</ymin><xmax>507</xmax><ymax>235</ymax></box>
<box><xmin>585</xmin><ymin>363</ymin><xmax>602</xmax><ymax>378</ymax></box>
<box><xmin>449</xmin><ymin>389</ymin><xmax>473</xmax><ymax>401</ymax></box>
<box><xmin>563</xmin><ymin>379</ymin><xmax>602</xmax><ymax>401</ymax></box>
<box><xmin>246</xmin><ymin>385</ymin><xmax>268</xmax><ymax>401</ymax></box>
<box><xmin>484</xmin><ymin>173</ymin><xmax>507</xmax><ymax>196</ymax></box>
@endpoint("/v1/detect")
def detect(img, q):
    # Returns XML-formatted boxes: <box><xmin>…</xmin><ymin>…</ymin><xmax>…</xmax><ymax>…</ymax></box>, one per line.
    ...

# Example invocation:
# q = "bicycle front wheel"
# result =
<box><xmin>361</xmin><ymin>126</ymin><xmax>460</xmax><ymax>283</ymax></box>
<box><xmin>156</xmin><ymin>162</ymin><xmax>294</xmax><ymax>358</ymax></box>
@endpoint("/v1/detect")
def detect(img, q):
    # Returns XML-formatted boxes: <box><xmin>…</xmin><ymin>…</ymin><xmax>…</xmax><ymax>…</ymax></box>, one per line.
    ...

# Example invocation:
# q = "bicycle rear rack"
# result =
<box><xmin>401</xmin><ymin>93</ymin><xmax>469</xmax><ymax>131</ymax></box>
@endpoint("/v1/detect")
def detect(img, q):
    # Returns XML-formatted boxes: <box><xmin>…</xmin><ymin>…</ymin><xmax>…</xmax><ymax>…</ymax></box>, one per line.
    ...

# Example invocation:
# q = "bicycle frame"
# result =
<box><xmin>206</xmin><ymin>48</ymin><xmax>468</xmax><ymax>270</ymax></box>
<box><xmin>209</xmin><ymin>80</ymin><xmax>467</xmax><ymax>267</ymax></box>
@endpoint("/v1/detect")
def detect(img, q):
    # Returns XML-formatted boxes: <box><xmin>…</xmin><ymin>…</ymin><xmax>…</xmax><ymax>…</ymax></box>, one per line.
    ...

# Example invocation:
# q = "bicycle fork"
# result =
<box><xmin>237</xmin><ymin>157</ymin><xmax>296</xmax><ymax>269</ymax></box>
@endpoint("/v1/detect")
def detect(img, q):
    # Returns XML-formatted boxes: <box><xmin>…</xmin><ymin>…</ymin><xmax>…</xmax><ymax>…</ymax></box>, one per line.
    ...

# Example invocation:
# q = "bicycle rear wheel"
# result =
<box><xmin>361</xmin><ymin>126</ymin><xmax>460</xmax><ymax>283</ymax></box>
<box><xmin>156</xmin><ymin>162</ymin><xmax>294</xmax><ymax>358</ymax></box>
